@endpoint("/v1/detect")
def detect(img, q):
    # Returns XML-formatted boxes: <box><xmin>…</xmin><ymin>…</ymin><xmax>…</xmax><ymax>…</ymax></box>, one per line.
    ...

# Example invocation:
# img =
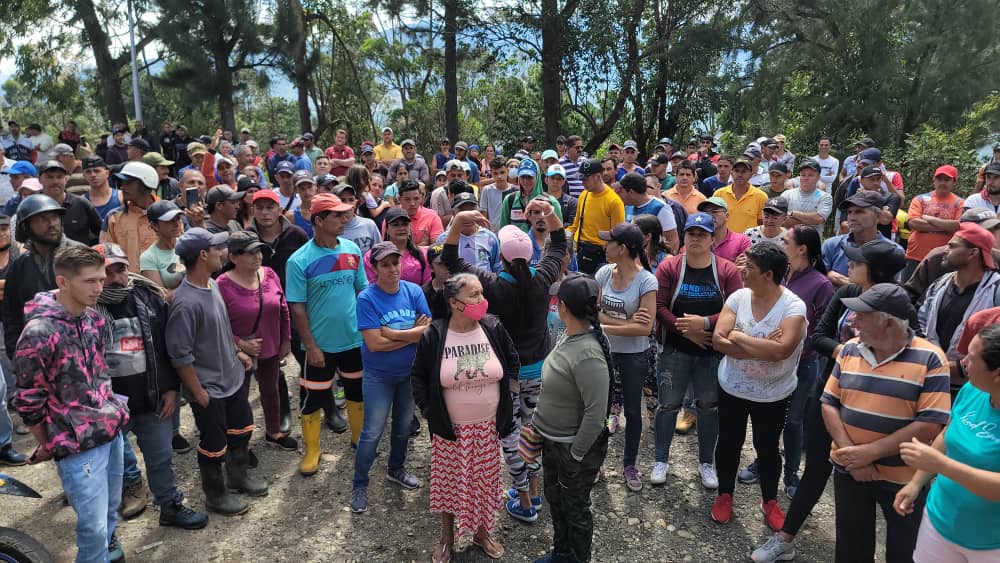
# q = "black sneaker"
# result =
<box><xmin>159</xmin><ymin>500</ymin><xmax>209</xmax><ymax>530</ymax></box>
<box><xmin>108</xmin><ymin>533</ymin><xmax>125</xmax><ymax>563</ymax></box>
<box><xmin>172</xmin><ymin>433</ymin><xmax>192</xmax><ymax>454</ymax></box>
<box><xmin>265</xmin><ymin>434</ymin><xmax>298</xmax><ymax>451</ymax></box>
<box><xmin>0</xmin><ymin>444</ymin><xmax>27</xmax><ymax>466</ymax></box>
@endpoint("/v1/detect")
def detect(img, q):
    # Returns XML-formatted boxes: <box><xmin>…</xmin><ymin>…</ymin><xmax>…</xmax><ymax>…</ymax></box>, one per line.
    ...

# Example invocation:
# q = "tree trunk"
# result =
<box><xmin>443</xmin><ymin>0</ymin><xmax>459</xmax><ymax>143</ymax></box>
<box><xmin>73</xmin><ymin>0</ymin><xmax>128</xmax><ymax>124</ymax></box>
<box><xmin>540</xmin><ymin>0</ymin><xmax>562</xmax><ymax>144</ymax></box>
<box><xmin>212</xmin><ymin>47</ymin><xmax>237</xmax><ymax>131</ymax></box>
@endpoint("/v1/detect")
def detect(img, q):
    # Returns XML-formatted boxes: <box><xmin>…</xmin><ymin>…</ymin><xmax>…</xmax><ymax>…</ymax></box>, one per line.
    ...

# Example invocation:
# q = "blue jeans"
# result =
<box><xmin>654</xmin><ymin>347</ymin><xmax>720</xmax><ymax>464</ymax></box>
<box><xmin>352</xmin><ymin>375</ymin><xmax>413</xmax><ymax>489</ymax></box>
<box><xmin>56</xmin><ymin>433</ymin><xmax>124</xmax><ymax>563</ymax></box>
<box><xmin>123</xmin><ymin>411</ymin><xmax>183</xmax><ymax>506</ymax></box>
<box><xmin>782</xmin><ymin>355</ymin><xmax>818</xmax><ymax>481</ymax></box>
<box><xmin>122</xmin><ymin>436</ymin><xmax>142</xmax><ymax>486</ymax></box>
<box><xmin>0</xmin><ymin>368</ymin><xmax>12</xmax><ymax>447</ymax></box>
<box><xmin>616</xmin><ymin>351</ymin><xmax>648</xmax><ymax>468</ymax></box>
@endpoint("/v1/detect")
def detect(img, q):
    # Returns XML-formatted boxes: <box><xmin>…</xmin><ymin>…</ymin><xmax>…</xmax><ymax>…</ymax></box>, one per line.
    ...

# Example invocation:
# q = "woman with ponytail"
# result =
<box><xmin>595</xmin><ymin>222</ymin><xmax>658</xmax><ymax>492</ymax></box>
<box><xmin>441</xmin><ymin>200</ymin><xmax>567</xmax><ymax>524</ymax></box>
<box><xmin>533</xmin><ymin>273</ymin><xmax>612</xmax><ymax>562</ymax></box>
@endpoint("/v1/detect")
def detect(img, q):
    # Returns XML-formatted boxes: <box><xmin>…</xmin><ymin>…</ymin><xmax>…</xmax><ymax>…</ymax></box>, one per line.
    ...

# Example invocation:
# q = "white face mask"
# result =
<box><xmin>508</xmin><ymin>169</ymin><xmax>517</xmax><ymax>180</ymax></box>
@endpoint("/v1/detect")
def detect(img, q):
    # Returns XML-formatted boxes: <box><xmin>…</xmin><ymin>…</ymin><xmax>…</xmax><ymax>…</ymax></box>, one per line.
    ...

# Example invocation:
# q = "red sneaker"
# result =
<box><xmin>760</xmin><ymin>499</ymin><xmax>786</xmax><ymax>531</ymax></box>
<box><xmin>711</xmin><ymin>494</ymin><xmax>733</xmax><ymax>524</ymax></box>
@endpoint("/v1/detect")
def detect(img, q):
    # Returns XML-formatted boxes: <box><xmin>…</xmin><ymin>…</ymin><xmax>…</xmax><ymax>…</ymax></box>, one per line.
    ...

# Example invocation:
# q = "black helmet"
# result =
<box><xmin>15</xmin><ymin>194</ymin><xmax>65</xmax><ymax>243</ymax></box>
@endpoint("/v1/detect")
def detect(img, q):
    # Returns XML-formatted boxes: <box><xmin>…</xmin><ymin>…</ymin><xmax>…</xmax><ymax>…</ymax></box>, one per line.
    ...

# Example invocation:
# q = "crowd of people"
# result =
<box><xmin>1</xmin><ymin>119</ymin><xmax>1000</xmax><ymax>563</ymax></box>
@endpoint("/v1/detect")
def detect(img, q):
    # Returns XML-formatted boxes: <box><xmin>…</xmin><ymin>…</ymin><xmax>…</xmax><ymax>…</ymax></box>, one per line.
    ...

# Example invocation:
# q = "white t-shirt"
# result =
<box><xmin>595</xmin><ymin>264</ymin><xmax>658</xmax><ymax>354</ymax></box>
<box><xmin>812</xmin><ymin>155</ymin><xmax>840</xmax><ymax>187</ymax></box>
<box><xmin>718</xmin><ymin>287</ymin><xmax>807</xmax><ymax>402</ymax></box>
<box><xmin>744</xmin><ymin>226</ymin><xmax>786</xmax><ymax>245</ymax></box>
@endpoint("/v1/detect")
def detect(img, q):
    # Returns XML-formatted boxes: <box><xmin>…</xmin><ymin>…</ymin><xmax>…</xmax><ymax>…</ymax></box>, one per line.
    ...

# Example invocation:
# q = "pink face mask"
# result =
<box><xmin>460</xmin><ymin>298</ymin><xmax>489</xmax><ymax>321</ymax></box>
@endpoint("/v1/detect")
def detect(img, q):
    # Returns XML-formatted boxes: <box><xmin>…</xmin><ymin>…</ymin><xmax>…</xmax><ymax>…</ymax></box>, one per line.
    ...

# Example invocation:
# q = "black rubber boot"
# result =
<box><xmin>225</xmin><ymin>446</ymin><xmax>269</xmax><ymax>497</ymax></box>
<box><xmin>159</xmin><ymin>499</ymin><xmax>209</xmax><ymax>530</ymax></box>
<box><xmin>199</xmin><ymin>461</ymin><xmax>248</xmax><ymax>516</ymax></box>
<box><xmin>278</xmin><ymin>375</ymin><xmax>292</xmax><ymax>435</ymax></box>
<box><xmin>324</xmin><ymin>406</ymin><xmax>348</xmax><ymax>433</ymax></box>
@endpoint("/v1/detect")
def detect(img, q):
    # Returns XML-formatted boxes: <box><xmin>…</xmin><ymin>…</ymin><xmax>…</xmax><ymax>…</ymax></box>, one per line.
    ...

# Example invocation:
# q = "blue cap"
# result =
<box><xmin>469</xmin><ymin>145</ymin><xmax>480</xmax><ymax>152</ymax></box>
<box><xmin>657</xmin><ymin>137</ymin><xmax>673</xmax><ymax>146</ymax></box>
<box><xmin>175</xmin><ymin>228</ymin><xmax>230</xmax><ymax>261</ymax></box>
<box><xmin>275</xmin><ymin>161</ymin><xmax>295</xmax><ymax>175</ymax></box>
<box><xmin>859</xmin><ymin>148</ymin><xmax>882</xmax><ymax>164</ymax></box>
<box><xmin>2</xmin><ymin>161</ymin><xmax>37</xmax><ymax>176</ymax></box>
<box><xmin>517</xmin><ymin>158</ymin><xmax>539</xmax><ymax>178</ymax></box>
<box><xmin>684</xmin><ymin>212</ymin><xmax>715</xmax><ymax>233</ymax></box>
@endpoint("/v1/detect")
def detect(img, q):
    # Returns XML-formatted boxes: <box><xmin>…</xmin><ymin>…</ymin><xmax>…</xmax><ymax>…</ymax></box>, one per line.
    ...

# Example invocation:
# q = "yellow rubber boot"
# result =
<box><xmin>345</xmin><ymin>400</ymin><xmax>364</xmax><ymax>447</ymax></box>
<box><xmin>298</xmin><ymin>411</ymin><xmax>322</xmax><ymax>476</ymax></box>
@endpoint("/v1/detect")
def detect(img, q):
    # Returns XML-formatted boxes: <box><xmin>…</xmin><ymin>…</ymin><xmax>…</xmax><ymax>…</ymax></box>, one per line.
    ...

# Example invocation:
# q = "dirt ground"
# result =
<box><xmin>2</xmin><ymin>365</ymin><xmax>867</xmax><ymax>562</ymax></box>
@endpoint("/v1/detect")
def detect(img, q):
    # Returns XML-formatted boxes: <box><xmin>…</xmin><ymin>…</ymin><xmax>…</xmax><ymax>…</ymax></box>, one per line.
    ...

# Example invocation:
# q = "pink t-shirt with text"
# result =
<box><xmin>439</xmin><ymin>326</ymin><xmax>503</xmax><ymax>425</ymax></box>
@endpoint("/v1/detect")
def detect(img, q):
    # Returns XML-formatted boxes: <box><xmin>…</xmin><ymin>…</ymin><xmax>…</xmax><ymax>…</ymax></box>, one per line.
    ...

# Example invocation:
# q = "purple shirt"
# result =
<box><xmin>783</xmin><ymin>265</ymin><xmax>835</xmax><ymax>357</ymax></box>
<box><xmin>712</xmin><ymin>230</ymin><xmax>752</xmax><ymax>263</ymax></box>
<box><xmin>216</xmin><ymin>267</ymin><xmax>291</xmax><ymax>359</ymax></box>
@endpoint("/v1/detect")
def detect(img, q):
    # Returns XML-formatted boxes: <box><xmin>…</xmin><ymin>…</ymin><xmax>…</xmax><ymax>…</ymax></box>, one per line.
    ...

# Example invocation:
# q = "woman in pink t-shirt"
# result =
<box><xmin>411</xmin><ymin>272</ymin><xmax>520</xmax><ymax>563</ymax></box>
<box><xmin>364</xmin><ymin>208</ymin><xmax>431</xmax><ymax>285</ymax></box>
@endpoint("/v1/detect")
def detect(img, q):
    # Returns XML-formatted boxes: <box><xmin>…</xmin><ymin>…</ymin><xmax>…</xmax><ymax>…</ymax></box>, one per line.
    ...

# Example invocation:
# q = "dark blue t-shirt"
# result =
<box><xmin>356</xmin><ymin>281</ymin><xmax>431</xmax><ymax>380</ymax></box>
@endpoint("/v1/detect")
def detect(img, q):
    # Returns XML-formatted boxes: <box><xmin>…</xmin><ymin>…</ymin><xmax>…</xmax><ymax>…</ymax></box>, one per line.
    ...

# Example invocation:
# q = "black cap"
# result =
<box><xmin>331</xmin><ymin>184</ymin><xmax>356</xmax><ymax>196</ymax></box>
<box><xmin>37</xmin><ymin>160</ymin><xmax>67</xmax><ymax>174</ymax></box>
<box><xmin>763</xmin><ymin>197</ymin><xmax>789</xmax><ymax>215</ymax></box>
<box><xmin>859</xmin><ymin>165</ymin><xmax>883</xmax><ymax>178</ymax></box>
<box><xmin>521</xmin><ymin>135</ymin><xmax>535</xmax><ymax>143</ymax></box>
<box><xmin>733</xmin><ymin>157</ymin><xmax>754</xmax><ymax>170</ymax></box>
<box><xmin>383</xmin><ymin>207</ymin><xmax>411</xmax><ymax>224</ymax></box>
<box><xmin>798</xmin><ymin>159</ymin><xmax>821</xmax><ymax>172</ymax></box>
<box><xmin>0</xmin><ymin>214</ymin><xmax>11</xmax><ymax>226</ymax></box>
<box><xmin>619</xmin><ymin>172</ymin><xmax>646</xmax><ymax>192</ymax></box>
<box><xmin>146</xmin><ymin>200</ymin><xmax>183</xmax><ymax>223</ymax></box>
<box><xmin>959</xmin><ymin>208</ymin><xmax>1000</xmax><ymax>230</ymax></box>
<box><xmin>670</xmin><ymin>151</ymin><xmax>687</xmax><ymax>161</ymax></box>
<box><xmin>369</xmin><ymin>241</ymin><xmax>402</xmax><ymax>264</ymax></box>
<box><xmin>315</xmin><ymin>173</ymin><xmax>338</xmax><ymax>187</ymax></box>
<box><xmin>81</xmin><ymin>156</ymin><xmax>107</xmax><ymax>170</ymax></box>
<box><xmin>838</xmin><ymin>190</ymin><xmax>884</xmax><ymax>210</ymax></box>
<box><xmin>854</xmin><ymin>137</ymin><xmax>876</xmax><ymax>148</ymax></box>
<box><xmin>228</xmin><ymin>231</ymin><xmax>267</xmax><ymax>255</ymax></box>
<box><xmin>578</xmin><ymin>158</ymin><xmax>603</xmax><ymax>177</ymax></box>
<box><xmin>128</xmin><ymin>138</ymin><xmax>151</xmax><ymax>152</ymax></box>
<box><xmin>842</xmin><ymin>239</ymin><xmax>906</xmax><ymax>280</ymax></box>
<box><xmin>840</xmin><ymin>283</ymin><xmax>915</xmax><ymax>321</ymax></box>
<box><xmin>760</xmin><ymin>138</ymin><xmax>779</xmax><ymax>148</ymax></box>
<box><xmin>649</xmin><ymin>154</ymin><xmax>670</xmax><ymax>166</ymax></box>
<box><xmin>743</xmin><ymin>148</ymin><xmax>762</xmax><ymax>160</ymax></box>
<box><xmin>769</xmin><ymin>162</ymin><xmax>789</xmax><ymax>174</ymax></box>
<box><xmin>236</xmin><ymin>176</ymin><xmax>260</xmax><ymax>192</ymax></box>
<box><xmin>205</xmin><ymin>185</ymin><xmax>244</xmax><ymax>207</ymax></box>
<box><xmin>597</xmin><ymin>222</ymin><xmax>644</xmax><ymax>251</ymax></box>
<box><xmin>549</xmin><ymin>273</ymin><xmax>601</xmax><ymax>317</ymax></box>
<box><xmin>452</xmin><ymin>192</ymin><xmax>479</xmax><ymax>211</ymax></box>
<box><xmin>984</xmin><ymin>162</ymin><xmax>1000</xmax><ymax>176</ymax></box>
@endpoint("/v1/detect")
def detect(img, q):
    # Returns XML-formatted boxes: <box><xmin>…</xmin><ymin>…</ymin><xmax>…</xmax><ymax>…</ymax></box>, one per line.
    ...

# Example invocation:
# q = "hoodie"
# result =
<box><xmin>14</xmin><ymin>291</ymin><xmax>129</xmax><ymax>459</ymax></box>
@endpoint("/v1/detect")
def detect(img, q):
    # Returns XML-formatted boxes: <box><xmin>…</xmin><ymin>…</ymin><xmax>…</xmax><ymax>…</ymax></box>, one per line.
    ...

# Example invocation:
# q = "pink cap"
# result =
<box><xmin>498</xmin><ymin>225</ymin><xmax>533</xmax><ymax>263</ymax></box>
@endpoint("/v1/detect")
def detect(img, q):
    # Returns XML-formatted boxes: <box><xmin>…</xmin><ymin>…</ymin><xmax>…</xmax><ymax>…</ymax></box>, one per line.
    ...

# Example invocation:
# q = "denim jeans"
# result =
<box><xmin>654</xmin><ymin>347</ymin><xmax>720</xmax><ymax>464</ymax></box>
<box><xmin>122</xmin><ymin>436</ymin><xmax>142</xmax><ymax>486</ymax></box>
<box><xmin>123</xmin><ymin>411</ymin><xmax>183</xmax><ymax>506</ymax></box>
<box><xmin>782</xmin><ymin>355</ymin><xmax>818</xmax><ymax>481</ymax></box>
<box><xmin>616</xmin><ymin>351</ymin><xmax>648</xmax><ymax>468</ymax></box>
<box><xmin>0</xmin><ymin>368</ymin><xmax>12</xmax><ymax>447</ymax></box>
<box><xmin>56</xmin><ymin>433</ymin><xmax>124</xmax><ymax>563</ymax></box>
<box><xmin>352</xmin><ymin>375</ymin><xmax>413</xmax><ymax>489</ymax></box>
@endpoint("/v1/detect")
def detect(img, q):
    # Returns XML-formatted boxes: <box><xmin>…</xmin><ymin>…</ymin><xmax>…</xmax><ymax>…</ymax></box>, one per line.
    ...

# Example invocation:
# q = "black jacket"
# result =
<box><xmin>411</xmin><ymin>315</ymin><xmax>520</xmax><ymax>441</ymax></box>
<box><xmin>442</xmin><ymin>228</ymin><xmax>566</xmax><ymax>365</ymax></box>
<box><xmin>250</xmin><ymin>216</ymin><xmax>309</xmax><ymax>290</ymax></box>
<box><xmin>61</xmin><ymin>192</ymin><xmax>103</xmax><ymax>246</ymax></box>
<box><xmin>131</xmin><ymin>284</ymin><xmax>181</xmax><ymax>413</ymax></box>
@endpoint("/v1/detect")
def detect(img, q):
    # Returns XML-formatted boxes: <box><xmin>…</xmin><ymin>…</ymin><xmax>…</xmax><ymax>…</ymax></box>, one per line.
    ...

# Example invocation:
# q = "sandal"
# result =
<box><xmin>472</xmin><ymin>535</ymin><xmax>505</xmax><ymax>559</ymax></box>
<box><xmin>431</xmin><ymin>540</ymin><xmax>452</xmax><ymax>563</ymax></box>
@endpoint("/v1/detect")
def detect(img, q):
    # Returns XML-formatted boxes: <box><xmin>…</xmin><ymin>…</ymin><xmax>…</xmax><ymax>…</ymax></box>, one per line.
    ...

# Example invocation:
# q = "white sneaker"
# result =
<box><xmin>650</xmin><ymin>462</ymin><xmax>669</xmax><ymax>485</ymax></box>
<box><xmin>699</xmin><ymin>463</ymin><xmax>719</xmax><ymax>489</ymax></box>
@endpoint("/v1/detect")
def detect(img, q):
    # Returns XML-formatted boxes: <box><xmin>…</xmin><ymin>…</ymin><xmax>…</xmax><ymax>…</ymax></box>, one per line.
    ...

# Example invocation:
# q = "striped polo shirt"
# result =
<box><xmin>821</xmin><ymin>335</ymin><xmax>951</xmax><ymax>484</ymax></box>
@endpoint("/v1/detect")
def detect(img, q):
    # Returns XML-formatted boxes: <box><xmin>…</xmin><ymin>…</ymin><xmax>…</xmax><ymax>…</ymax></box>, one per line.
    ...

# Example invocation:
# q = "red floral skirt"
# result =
<box><xmin>429</xmin><ymin>419</ymin><xmax>503</xmax><ymax>537</ymax></box>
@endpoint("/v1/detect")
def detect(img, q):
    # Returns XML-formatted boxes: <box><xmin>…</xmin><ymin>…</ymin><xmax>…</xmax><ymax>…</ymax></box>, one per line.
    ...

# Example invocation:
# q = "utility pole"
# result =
<box><xmin>127</xmin><ymin>0</ymin><xmax>143</xmax><ymax>122</ymax></box>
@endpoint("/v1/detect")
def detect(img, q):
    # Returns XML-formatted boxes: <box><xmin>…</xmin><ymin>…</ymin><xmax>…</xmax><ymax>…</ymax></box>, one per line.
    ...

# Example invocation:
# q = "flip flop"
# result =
<box><xmin>472</xmin><ymin>536</ymin><xmax>505</xmax><ymax>559</ymax></box>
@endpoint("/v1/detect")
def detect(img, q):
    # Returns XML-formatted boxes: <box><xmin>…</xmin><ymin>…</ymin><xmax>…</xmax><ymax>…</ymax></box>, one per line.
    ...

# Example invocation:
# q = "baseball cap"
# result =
<box><xmin>236</xmin><ymin>176</ymin><xmax>260</xmax><ymax>192</ymax></box>
<box><xmin>444</xmin><ymin>159</ymin><xmax>464</xmax><ymax>172</ymax></box>
<box><xmin>649</xmin><ymin>154</ymin><xmax>670</xmax><ymax>166</ymax></box>
<box><xmin>240</xmin><ymin>128</ymin><xmax>250</xmax><ymax>134</ymax></box>
<box><xmin>360</xmin><ymin>144</ymin><xmax>374</xmax><ymax>154</ymax></box>
<box><xmin>434</xmin><ymin>170</ymin><xmax>447</xmax><ymax>179</ymax></box>
<box><xmin>275</xmin><ymin>161</ymin><xmax>295</xmax><ymax>175</ymax></box>
<box><xmin>175</xmin><ymin>228</ymin><xmax>229</xmax><ymax>261</ymax></box>
<box><xmin>0</xmin><ymin>215</ymin><xmax>10</xmax><ymax>226</ymax></box>
<box><xmin>452</xmin><ymin>192</ymin><xmax>479</xmax><ymax>211</ymax></box>
<box><xmin>370</xmin><ymin>241</ymin><xmax>402</xmax><ymax>264</ymax></box>
<box><xmin>743</xmin><ymin>148</ymin><xmax>763</xmax><ymax>160</ymax></box>
<box><xmin>18</xmin><ymin>178</ymin><xmax>42</xmax><ymax>193</ymax></box>
<box><xmin>290</xmin><ymin>137</ymin><xmax>304</xmax><ymax>148</ymax></box>
<box><xmin>623</xmin><ymin>140</ymin><xmax>638</xmax><ymax>150</ymax></box>
<box><xmin>858</xmin><ymin>147</ymin><xmax>882</xmax><ymax>164</ymax></box>
<box><xmin>228</xmin><ymin>231</ymin><xmax>267</xmax><ymax>255</ymax></box>
<box><xmin>331</xmin><ymin>184</ymin><xmax>356</xmax><ymax>197</ymax></box>
<box><xmin>92</xmin><ymin>242</ymin><xmax>130</xmax><ymax>267</ymax></box>
<box><xmin>146</xmin><ymin>200</ymin><xmax>183</xmax><ymax>223</ymax></box>
<box><xmin>128</xmin><ymin>138</ymin><xmax>151</xmax><ymax>152</ymax></box>
<box><xmin>37</xmin><ymin>160</ymin><xmax>67</xmax><ymax>174</ymax></box>
<box><xmin>733</xmin><ymin>157</ymin><xmax>754</xmax><ymax>170</ymax></box>
<box><xmin>684</xmin><ymin>212</ymin><xmax>715</xmax><ymax>233</ymax></box>
<box><xmin>521</xmin><ymin>136</ymin><xmax>535</xmax><ymax>143</ymax></box>
<box><xmin>842</xmin><ymin>239</ymin><xmax>906</xmax><ymax>280</ymax></box>
<box><xmin>454</xmin><ymin>141</ymin><xmax>469</xmax><ymax>151</ymax></box>
<box><xmin>517</xmin><ymin>159</ymin><xmax>539</xmax><ymax>178</ymax></box>
<box><xmin>498</xmin><ymin>225</ymin><xmax>533</xmax><ymax>262</ymax></box>
<box><xmin>854</xmin><ymin>137</ymin><xmax>876</xmax><ymax>148</ymax></box>
<box><xmin>142</xmin><ymin>152</ymin><xmax>174</xmax><ymax>167</ymax></box>
<box><xmin>546</xmin><ymin>164</ymin><xmax>567</xmax><ymax>178</ymax></box>
<box><xmin>619</xmin><ymin>172</ymin><xmax>646</xmax><ymax>192</ymax></box>
<box><xmin>933</xmin><ymin>165</ymin><xmax>958</xmax><ymax>180</ymax></box>
<box><xmin>657</xmin><ymin>137</ymin><xmax>673</xmax><ymax>146</ymax></box>
<box><xmin>310</xmin><ymin>193</ymin><xmax>352</xmax><ymax>215</ymax></box>
<box><xmin>984</xmin><ymin>162</ymin><xmax>1000</xmax><ymax>176</ymax></box>
<box><xmin>399</xmin><ymin>139</ymin><xmax>415</xmax><ymax>148</ymax></box>
<box><xmin>205</xmin><ymin>186</ymin><xmax>244</xmax><ymax>207</ymax></box>
<box><xmin>383</xmin><ymin>207</ymin><xmax>411</xmax><ymax>225</ymax></box>
<box><xmin>840</xmin><ymin>283</ymin><xmax>915</xmax><ymax>322</ymax></box>
<box><xmin>698</xmin><ymin>196</ymin><xmax>729</xmax><ymax>212</ymax></box>
<box><xmin>52</xmin><ymin>143</ymin><xmax>75</xmax><ymax>157</ymax></box>
<box><xmin>381</xmin><ymin>127</ymin><xmax>393</xmax><ymax>134</ymax></box>
<box><xmin>245</xmin><ymin>140</ymin><xmax>258</xmax><ymax>150</ymax></box>
<box><xmin>186</xmin><ymin>142</ymin><xmax>208</xmax><ymax>157</ymax></box>
<box><xmin>541</xmin><ymin>149</ymin><xmax>558</xmax><ymax>161</ymax></box>
<box><xmin>598</xmin><ymin>222</ymin><xmax>645</xmax><ymax>251</ymax></box>
<box><xmin>955</xmin><ymin>223</ymin><xmax>997</xmax><ymax>270</ymax></box>
<box><xmin>960</xmin><ymin>207</ymin><xmax>1000</xmax><ymax>229</ymax></box>
<box><xmin>798</xmin><ymin>159</ymin><xmax>821</xmax><ymax>172</ymax></box>
<box><xmin>301</xmin><ymin>132</ymin><xmax>314</xmax><ymax>140</ymax></box>
<box><xmin>215</xmin><ymin>156</ymin><xmax>235</xmax><ymax>168</ymax></box>
<box><xmin>763</xmin><ymin>197</ymin><xmax>789</xmax><ymax>215</ymax></box>
<box><xmin>859</xmin><ymin>165</ymin><xmax>882</xmax><ymax>178</ymax></box>
<box><xmin>548</xmin><ymin>273</ymin><xmax>601</xmax><ymax>317</ymax></box>
<box><xmin>292</xmin><ymin>170</ymin><xmax>315</xmax><ymax>187</ymax></box>
<box><xmin>316</xmin><ymin>174</ymin><xmax>338</xmax><ymax>188</ymax></box>
<box><xmin>579</xmin><ymin>158</ymin><xmax>603</xmax><ymax>177</ymax></box>
<box><xmin>670</xmin><ymin>151</ymin><xmax>686</xmax><ymax>161</ymax></box>
<box><xmin>252</xmin><ymin>189</ymin><xmax>281</xmax><ymax>205</ymax></box>
<box><xmin>838</xmin><ymin>190</ymin><xmax>885</xmax><ymax>210</ymax></box>
<box><xmin>774</xmin><ymin>134</ymin><xmax>787</xmax><ymax>143</ymax></box>
<box><xmin>769</xmin><ymin>162</ymin><xmax>789</xmax><ymax>175</ymax></box>
<box><xmin>760</xmin><ymin>138</ymin><xmax>778</xmax><ymax>148</ymax></box>
<box><xmin>2</xmin><ymin>161</ymin><xmax>37</xmax><ymax>176</ymax></box>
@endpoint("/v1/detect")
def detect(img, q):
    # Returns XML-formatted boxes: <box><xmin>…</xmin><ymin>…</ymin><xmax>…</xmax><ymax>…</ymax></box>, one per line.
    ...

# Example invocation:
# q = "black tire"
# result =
<box><xmin>0</xmin><ymin>528</ymin><xmax>54</xmax><ymax>563</ymax></box>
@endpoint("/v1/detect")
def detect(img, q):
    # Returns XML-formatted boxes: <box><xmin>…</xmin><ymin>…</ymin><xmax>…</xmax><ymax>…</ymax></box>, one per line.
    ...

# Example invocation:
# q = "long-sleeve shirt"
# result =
<box><xmin>216</xmin><ymin>267</ymin><xmax>291</xmax><ymax>360</ymax></box>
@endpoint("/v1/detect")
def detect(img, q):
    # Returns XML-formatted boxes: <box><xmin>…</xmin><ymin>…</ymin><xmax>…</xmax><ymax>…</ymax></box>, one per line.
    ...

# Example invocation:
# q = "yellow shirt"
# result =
<box><xmin>374</xmin><ymin>142</ymin><xmax>402</xmax><ymax>163</ymax></box>
<box><xmin>713</xmin><ymin>185</ymin><xmax>768</xmax><ymax>234</ymax></box>
<box><xmin>567</xmin><ymin>186</ymin><xmax>625</xmax><ymax>246</ymax></box>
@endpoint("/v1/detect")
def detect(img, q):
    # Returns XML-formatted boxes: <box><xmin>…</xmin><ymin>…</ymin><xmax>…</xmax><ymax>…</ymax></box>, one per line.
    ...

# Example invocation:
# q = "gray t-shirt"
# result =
<box><xmin>342</xmin><ymin>216</ymin><xmax>382</xmax><ymax>255</ymax></box>
<box><xmin>781</xmin><ymin>187</ymin><xmax>833</xmax><ymax>232</ymax></box>
<box><xmin>166</xmin><ymin>278</ymin><xmax>244</xmax><ymax>399</ymax></box>
<box><xmin>595</xmin><ymin>264</ymin><xmax>658</xmax><ymax>353</ymax></box>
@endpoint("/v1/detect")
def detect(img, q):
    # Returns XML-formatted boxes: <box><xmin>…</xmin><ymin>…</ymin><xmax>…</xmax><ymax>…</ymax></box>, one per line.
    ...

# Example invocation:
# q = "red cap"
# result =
<box><xmin>956</xmin><ymin>223</ymin><xmax>996</xmax><ymax>270</ymax></box>
<box><xmin>252</xmin><ymin>189</ymin><xmax>280</xmax><ymax>205</ymax></box>
<box><xmin>310</xmin><ymin>193</ymin><xmax>353</xmax><ymax>215</ymax></box>
<box><xmin>933</xmin><ymin>164</ymin><xmax>958</xmax><ymax>180</ymax></box>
